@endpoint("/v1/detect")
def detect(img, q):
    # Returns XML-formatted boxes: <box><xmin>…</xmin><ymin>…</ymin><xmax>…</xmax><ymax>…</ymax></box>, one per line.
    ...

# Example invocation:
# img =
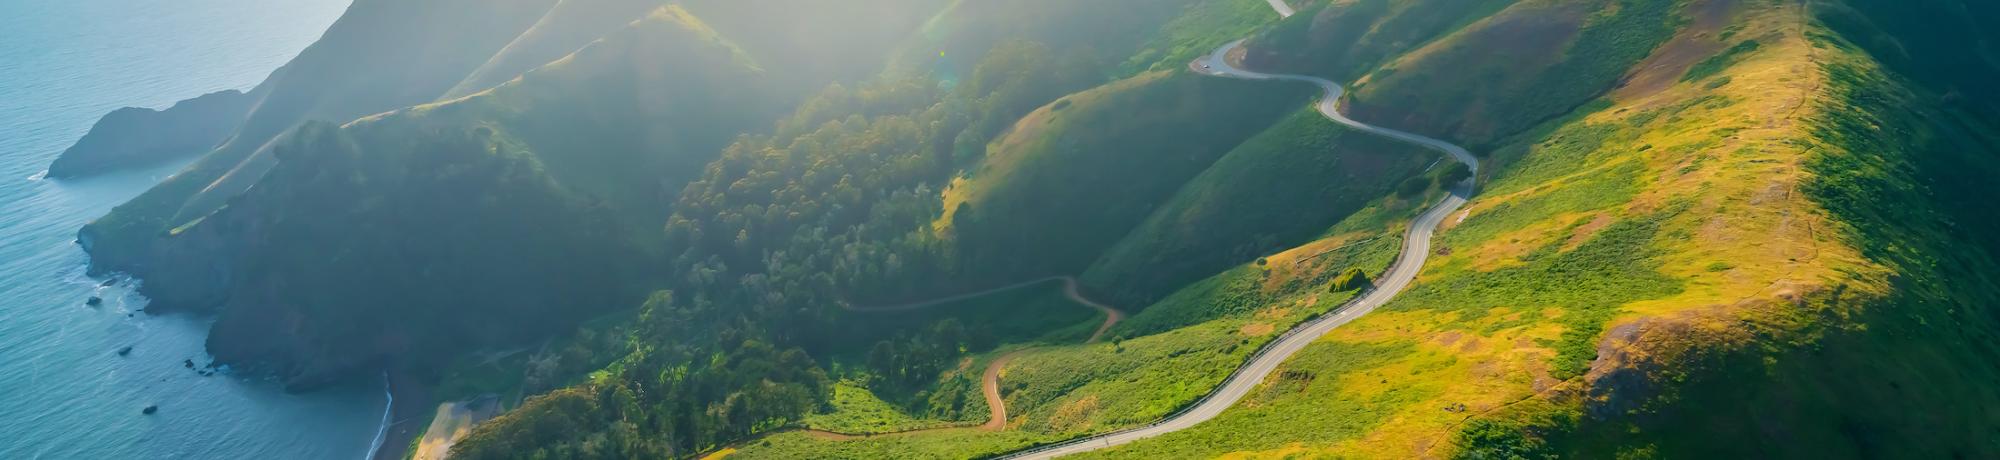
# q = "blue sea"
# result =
<box><xmin>0</xmin><ymin>1</ymin><xmax>393</xmax><ymax>458</ymax></box>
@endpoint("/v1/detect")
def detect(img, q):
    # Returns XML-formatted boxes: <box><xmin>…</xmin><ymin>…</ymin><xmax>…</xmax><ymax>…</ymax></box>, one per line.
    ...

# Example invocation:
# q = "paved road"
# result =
<box><xmin>1265</xmin><ymin>0</ymin><xmax>1297</xmax><ymax>18</ymax></box>
<box><xmin>997</xmin><ymin>35</ymin><xmax>1477</xmax><ymax>460</ymax></box>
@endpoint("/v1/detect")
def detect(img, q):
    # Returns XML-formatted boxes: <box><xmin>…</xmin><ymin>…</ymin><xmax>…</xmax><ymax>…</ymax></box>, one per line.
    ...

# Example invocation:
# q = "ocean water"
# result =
<box><xmin>0</xmin><ymin>1</ymin><xmax>392</xmax><ymax>459</ymax></box>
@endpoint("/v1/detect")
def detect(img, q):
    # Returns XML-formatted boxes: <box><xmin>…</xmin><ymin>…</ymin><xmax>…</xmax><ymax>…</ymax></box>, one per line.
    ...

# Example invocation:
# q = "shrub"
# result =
<box><xmin>1439</xmin><ymin>162</ymin><xmax>1474</xmax><ymax>186</ymax></box>
<box><xmin>1397</xmin><ymin>176</ymin><xmax>1432</xmax><ymax>197</ymax></box>
<box><xmin>1329</xmin><ymin>268</ymin><xmax>1371</xmax><ymax>292</ymax></box>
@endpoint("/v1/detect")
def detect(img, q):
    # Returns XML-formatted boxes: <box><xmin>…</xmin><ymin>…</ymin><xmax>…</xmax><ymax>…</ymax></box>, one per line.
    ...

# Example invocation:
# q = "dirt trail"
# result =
<box><xmin>825</xmin><ymin>276</ymin><xmax>1125</xmax><ymax>436</ymax></box>
<box><xmin>1060</xmin><ymin>278</ymin><xmax>1126</xmax><ymax>344</ymax></box>
<box><xmin>981</xmin><ymin>352</ymin><xmax>1023</xmax><ymax>430</ymax></box>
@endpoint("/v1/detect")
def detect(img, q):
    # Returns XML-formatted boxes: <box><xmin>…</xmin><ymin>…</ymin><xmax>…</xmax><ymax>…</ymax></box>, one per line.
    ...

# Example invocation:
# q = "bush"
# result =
<box><xmin>1397</xmin><ymin>176</ymin><xmax>1432</xmax><ymax>197</ymax></box>
<box><xmin>1439</xmin><ymin>162</ymin><xmax>1474</xmax><ymax>186</ymax></box>
<box><xmin>1329</xmin><ymin>268</ymin><xmax>1371</xmax><ymax>292</ymax></box>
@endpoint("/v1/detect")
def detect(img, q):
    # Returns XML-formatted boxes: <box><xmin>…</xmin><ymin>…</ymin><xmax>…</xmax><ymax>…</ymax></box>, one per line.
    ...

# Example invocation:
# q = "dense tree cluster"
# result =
<box><xmin>865</xmin><ymin>319</ymin><xmax>971</xmax><ymax>396</ymax></box>
<box><xmin>453</xmin><ymin>292</ymin><xmax>828</xmax><ymax>458</ymax></box>
<box><xmin>662</xmin><ymin>40</ymin><xmax>1105</xmax><ymax>346</ymax></box>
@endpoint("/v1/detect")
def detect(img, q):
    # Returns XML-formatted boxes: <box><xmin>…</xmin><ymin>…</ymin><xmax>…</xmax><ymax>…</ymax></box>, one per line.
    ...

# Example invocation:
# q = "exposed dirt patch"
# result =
<box><xmin>1435</xmin><ymin>331</ymin><xmax>1464</xmax><ymax>348</ymax></box>
<box><xmin>1561</xmin><ymin>213</ymin><xmax>1615</xmax><ymax>251</ymax></box>
<box><xmin>1240</xmin><ymin>322</ymin><xmax>1277</xmax><ymax>337</ymax></box>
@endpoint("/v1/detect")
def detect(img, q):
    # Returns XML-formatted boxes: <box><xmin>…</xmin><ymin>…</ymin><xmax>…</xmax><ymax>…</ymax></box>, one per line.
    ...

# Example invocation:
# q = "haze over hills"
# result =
<box><xmin>41</xmin><ymin>0</ymin><xmax>2000</xmax><ymax>458</ymax></box>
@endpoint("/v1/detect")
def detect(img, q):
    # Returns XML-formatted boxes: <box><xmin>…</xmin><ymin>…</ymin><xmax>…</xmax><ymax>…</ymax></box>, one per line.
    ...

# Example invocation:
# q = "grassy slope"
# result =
<box><xmin>191</xmin><ymin>6</ymin><xmax>778</xmax><ymax>384</ymax></box>
<box><xmin>402</xmin><ymin>5</ymin><xmax>777</xmax><ymax>229</ymax></box>
<box><xmin>1115</xmin><ymin>0</ymin><xmax>1282</xmax><ymax>75</ymax></box>
<box><xmin>80</xmin><ymin>0</ymin><xmax>559</xmax><ymax>272</ymax></box>
<box><xmin>943</xmin><ymin>71</ymin><xmax>1313</xmax><ymax>281</ymax></box>
<box><xmin>885</xmin><ymin>0</ymin><xmax>1248</xmax><ymax>81</ymax></box>
<box><xmin>992</xmin><ymin>1</ymin><xmax>1696</xmax><ymax>454</ymax></box>
<box><xmin>828</xmin><ymin>279</ymin><xmax>1106</xmax><ymax>358</ymax></box>
<box><xmin>1081</xmin><ymin>107</ymin><xmax>1438</xmax><ymax>306</ymax></box>
<box><xmin>1075</xmin><ymin>1</ymin><xmax>2000</xmax><ymax>458</ymax></box>
<box><xmin>1345</xmin><ymin>0</ymin><xmax>1683</xmax><ymax>146</ymax></box>
<box><xmin>1065</xmin><ymin>0</ymin><xmax>1902</xmax><ymax>458</ymax></box>
<box><xmin>1244</xmin><ymin>0</ymin><xmax>1522</xmax><ymax>82</ymax></box>
<box><xmin>1456</xmin><ymin>2</ymin><xmax>2000</xmax><ymax>458</ymax></box>
<box><xmin>442</xmin><ymin>0</ymin><xmax>670</xmax><ymax>99</ymax></box>
<box><xmin>680</xmin><ymin>0</ymin><xmax>953</xmax><ymax>88</ymax></box>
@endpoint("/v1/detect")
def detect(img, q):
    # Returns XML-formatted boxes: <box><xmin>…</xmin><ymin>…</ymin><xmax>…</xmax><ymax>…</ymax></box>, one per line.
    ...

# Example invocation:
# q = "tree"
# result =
<box><xmin>1397</xmin><ymin>176</ymin><xmax>1431</xmax><ymax>197</ymax></box>
<box><xmin>1439</xmin><ymin>162</ymin><xmax>1474</xmax><ymax>187</ymax></box>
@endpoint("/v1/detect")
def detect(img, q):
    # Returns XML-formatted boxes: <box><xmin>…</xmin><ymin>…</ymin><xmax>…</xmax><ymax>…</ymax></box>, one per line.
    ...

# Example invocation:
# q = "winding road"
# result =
<box><xmin>995</xmin><ymin>17</ymin><xmax>1479</xmax><ymax>460</ymax></box>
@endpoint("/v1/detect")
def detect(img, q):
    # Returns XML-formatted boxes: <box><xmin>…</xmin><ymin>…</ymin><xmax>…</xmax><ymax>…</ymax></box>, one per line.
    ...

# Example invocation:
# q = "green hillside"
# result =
<box><xmin>1466</xmin><ymin>1</ymin><xmax>2000</xmax><ymax>458</ymax></box>
<box><xmin>1244</xmin><ymin>0</ymin><xmax>1519</xmax><ymax>81</ymax></box>
<box><xmin>945</xmin><ymin>71</ymin><xmax>1312</xmax><ymax>283</ymax></box>
<box><xmin>80</xmin><ymin>0</ymin><xmax>560</xmax><ymax>277</ymax></box>
<box><xmin>1345</xmin><ymin>0</ymin><xmax>1683</xmax><ymax>144</ymax></box>
<box><xmin>52</xmin><ymin>0</ymin><xmax>2000</xmax><ymax>458</ymax></box>
<box><xmin>1081</xmin><ymin>107</ymin><xmax>1438</xmax><ymax>306</ymax></box>
<box><xmin>888</xmin><ymin>0</ymin><xmax>1278</xmax><ymax>80</ymax></box>
<box><xmin>1058</xmin><ymin>0</ymin><xmax>2000</xmax><ymax>458</ymax></box>
<box><xmin>404</xmin><ymin>6</ymin><xmax>778</xmax><ymax>228</ymax></box>
<box><xmin>120</xmin><ymin>6</ymin><xmax>777</xmax><ymax>387</ymax></box>
<box><xmin>442</xmin><ymin>0</ymin><xmax>671</xmax><ymax>99</ymax></box>
<box><xmin>680</xmin><ymin>0</ymin><xmax>954</xmax><ymax>87</ymax></box>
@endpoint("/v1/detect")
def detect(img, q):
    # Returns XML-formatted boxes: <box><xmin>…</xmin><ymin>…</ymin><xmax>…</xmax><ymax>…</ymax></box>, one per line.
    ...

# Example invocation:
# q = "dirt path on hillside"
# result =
<box><xmin>1059</xmin><ymin>278</ymin><xmax>1126</xmax><ymax>344</ymax></box>
<box><xmin>817</xmin><ymin>276</ymin><xmax>1125</xmax><ymax>437</ymax></box>
<box><xmin>981</xmin><ymin>352</ymin><xmax>1024</xmax><ymax>430</ymax></box>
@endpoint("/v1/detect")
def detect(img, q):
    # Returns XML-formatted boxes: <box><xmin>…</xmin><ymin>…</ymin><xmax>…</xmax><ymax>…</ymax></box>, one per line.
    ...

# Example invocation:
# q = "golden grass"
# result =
<box><xmin>1191</xmin><ymin>3</ymin><xmax>1889</xmax><ymax>458</ymax></box>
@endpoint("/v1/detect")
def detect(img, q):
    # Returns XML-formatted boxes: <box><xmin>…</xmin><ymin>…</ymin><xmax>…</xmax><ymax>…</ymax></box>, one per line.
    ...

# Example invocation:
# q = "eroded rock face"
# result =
<box><xmin>47</xmin><ymin>89</ymin><xmax>255</xmax><ymax>178</ymax></box>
